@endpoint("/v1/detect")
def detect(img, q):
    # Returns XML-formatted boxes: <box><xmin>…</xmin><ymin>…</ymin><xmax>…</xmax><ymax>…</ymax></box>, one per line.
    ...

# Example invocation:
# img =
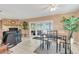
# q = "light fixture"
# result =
<box><xmin>50</xmin><ymin>4</ymin><xmax>58</xmax><ymax>12</ymax></box>
<box><xmin>50</xmin><ymin>7</ymin><xmax>56</xmax><ymax>12</ymax></box>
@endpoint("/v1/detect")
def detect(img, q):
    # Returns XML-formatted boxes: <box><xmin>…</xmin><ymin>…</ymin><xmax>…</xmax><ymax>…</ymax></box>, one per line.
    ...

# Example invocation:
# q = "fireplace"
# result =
<box><xmin>9</xmin><ymin>28</ymin><xmax>18</xmax><ymax>31</ymax></box>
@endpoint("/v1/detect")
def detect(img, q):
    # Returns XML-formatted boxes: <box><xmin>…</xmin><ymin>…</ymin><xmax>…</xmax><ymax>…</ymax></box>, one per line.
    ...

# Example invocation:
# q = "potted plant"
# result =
<box><xmin>62</xmin><ymin>16</ymin><xmax>79</xmax><ymax>53</ymax></box>
<box><xmin>22</xmin><ymin>21</ymin><xmax>29</xmax><ymax>37</ymax></box>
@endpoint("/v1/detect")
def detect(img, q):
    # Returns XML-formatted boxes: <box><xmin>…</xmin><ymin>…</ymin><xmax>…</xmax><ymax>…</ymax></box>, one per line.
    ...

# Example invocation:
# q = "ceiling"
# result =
<box><xmin>0</xmin><ymin>4</ymin><xmax>79</xmax><ymax>19</ymax></box>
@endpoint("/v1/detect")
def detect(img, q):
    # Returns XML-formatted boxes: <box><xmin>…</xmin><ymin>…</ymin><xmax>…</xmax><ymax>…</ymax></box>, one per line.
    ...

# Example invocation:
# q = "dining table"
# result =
<box><xmin>33</xmin><ymin>33</ymin><xmax>68</xmax><ymax>54</ymax></box>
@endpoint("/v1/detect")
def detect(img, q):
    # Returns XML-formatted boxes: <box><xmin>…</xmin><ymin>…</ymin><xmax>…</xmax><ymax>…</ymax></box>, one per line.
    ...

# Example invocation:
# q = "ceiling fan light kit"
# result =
<box><xmin>50</xmin><ymin>4</ymin><xmax>58</xmax><ymax>12</ymax></box>
<box><xmin>50</xmin><ymin>7</ymin><xmax>56</xmax><ymax>12</ymax></box>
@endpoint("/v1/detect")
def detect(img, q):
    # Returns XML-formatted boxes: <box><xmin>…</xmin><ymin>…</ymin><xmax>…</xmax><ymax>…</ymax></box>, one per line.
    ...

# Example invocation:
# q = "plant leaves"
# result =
<box><xmin>62</xmin><ymin>16</ymin><xmax>79</xmax><ymax>32</ymax></box>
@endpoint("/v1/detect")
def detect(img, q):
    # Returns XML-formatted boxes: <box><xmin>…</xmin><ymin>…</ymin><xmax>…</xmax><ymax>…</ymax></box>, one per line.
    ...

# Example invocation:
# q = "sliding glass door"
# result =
<box><xmin>30</xmin><ymin>21</ymin><xmax>53</xmax><ymax>36</ymax></box>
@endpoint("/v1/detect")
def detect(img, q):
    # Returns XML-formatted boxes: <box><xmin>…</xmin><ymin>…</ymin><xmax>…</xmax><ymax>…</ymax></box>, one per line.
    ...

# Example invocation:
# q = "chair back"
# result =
<box><xmin>47</xmin><ymin>30</ymin><xmax>58</xmax><ymax>40</ymax></box>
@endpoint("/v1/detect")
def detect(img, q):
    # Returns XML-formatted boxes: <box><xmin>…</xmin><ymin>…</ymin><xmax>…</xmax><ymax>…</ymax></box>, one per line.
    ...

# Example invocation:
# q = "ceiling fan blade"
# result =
<box><xmin>42</xmin><ymin>4</ymin><xmax>59</xmax><ymax>10</ymax></box>
<box><xmin>39</xmin><ymin>4</ymin><xmax>61</xmax><ymax>12</ymax></box>
<box><xmin>42</xmin><ymin>5</ymin><xmax>50</xmax><ymax>10</ymax></box>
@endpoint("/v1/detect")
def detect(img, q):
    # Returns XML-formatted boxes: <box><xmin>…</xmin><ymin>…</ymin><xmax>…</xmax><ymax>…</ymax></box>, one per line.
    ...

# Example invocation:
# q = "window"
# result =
<box><xmin>30</xmin><ymin>21</ymin><xmax>53</xmax><ymax>36</ymax></box>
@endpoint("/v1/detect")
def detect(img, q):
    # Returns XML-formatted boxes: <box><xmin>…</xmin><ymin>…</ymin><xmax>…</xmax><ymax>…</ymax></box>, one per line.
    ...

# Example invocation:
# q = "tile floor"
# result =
<box><xmin>10</xmin><ymin>37</ymin><xmax>41</xmax><ymax>54</ymax></box>
<box><xmin>0</xmin><ymin>37</ymin><xmax>79</xmax><ymax>54</ymax></box>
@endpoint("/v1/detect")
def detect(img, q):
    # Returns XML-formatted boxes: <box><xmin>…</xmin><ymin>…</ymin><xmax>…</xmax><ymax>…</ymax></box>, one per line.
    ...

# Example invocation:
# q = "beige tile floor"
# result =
<box><xmin>71</xmin><ymin>42</ymin><xmax>79</xmax><ymax>54</ymax></box>
<box><xmin>10</xmin><ymin>37</ymin><xmax>41</xmax><ymax>54</ymax></box>
<box><xmin>0</xmin><ymin>37</ymin><xmax>79</xmax><ymax>54</ymax></box>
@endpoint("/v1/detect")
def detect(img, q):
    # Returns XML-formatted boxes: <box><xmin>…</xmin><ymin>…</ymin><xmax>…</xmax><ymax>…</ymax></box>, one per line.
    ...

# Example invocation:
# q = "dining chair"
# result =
<box><xmin>47</xmin><ymin>30</ymin><xmax>58</xmax><ymax>50</ymax></box>
<box><xmin>56</xmin><ymin>35</ymin><xmax>67</xmax><ymax>53</ymax></box>
<box><xmin>59</xmin><ymin>36</ymin><xmax>66</xmax><ymax>51</ymax></box>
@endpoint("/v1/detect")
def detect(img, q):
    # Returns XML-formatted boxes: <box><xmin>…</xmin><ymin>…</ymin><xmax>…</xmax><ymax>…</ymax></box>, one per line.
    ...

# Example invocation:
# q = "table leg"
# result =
<box><xmin>59</xmin><ymin>43</ymin><xmax>61</xmax><ymax>52</ymax></box>
<box><xmin>65</xmin><ymin>40</ymin><xmax>67</xmax><ymax>54</ymax></box>
<box><xmin>47</xmin><ymin>40</ymin><xmax>50</xmax><ymax>50</ymax></box>
<box><xmin>56</xmin><ymin>40</ymin><xmax>58</xmax><ymax>53</ymax></box>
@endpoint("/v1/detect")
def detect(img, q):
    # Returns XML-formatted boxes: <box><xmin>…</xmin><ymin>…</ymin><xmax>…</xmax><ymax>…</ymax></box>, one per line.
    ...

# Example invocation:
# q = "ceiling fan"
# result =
<box><xmin>43</xmin><ymin>4</ymin><xmax>60</xmax><ymax>12</ymax></box>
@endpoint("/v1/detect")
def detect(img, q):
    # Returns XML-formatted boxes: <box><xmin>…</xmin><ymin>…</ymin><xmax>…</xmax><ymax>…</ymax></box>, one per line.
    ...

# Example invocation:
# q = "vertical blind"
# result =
<box><xmin>31</xmin><ymin>22</ymin><xmax>52</xmax><ymax>31</ymax></box>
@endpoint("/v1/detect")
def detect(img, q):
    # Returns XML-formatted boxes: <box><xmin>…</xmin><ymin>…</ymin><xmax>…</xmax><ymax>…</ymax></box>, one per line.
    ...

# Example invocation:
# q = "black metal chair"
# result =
<box><xmin>59</xmin><ymin>35</ymin><xmax>72</xmax><ymax>54</ymax></box>
<box><xmin>56</xmin><ymin>35</ymin><xmax>67</xmax><ymax>54</ymax></box>
<box><xmin>59</xmin><ymin>36</ymin><xmax>66</xmax><ymax>51</ymax></box>
<box><xmin>39</xmin><ymin>30</ymin><xmax>58</xmax><ymax>51</ymax></box>
<box><xmin>46</xmin><ymin>30</ymin><xmax>58</xmax><ymax>50</ymax></box>
<box><xmin>65</xmin><ymin>37</ymin><xmax>72</xmax><ymax>54</ymax></box>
